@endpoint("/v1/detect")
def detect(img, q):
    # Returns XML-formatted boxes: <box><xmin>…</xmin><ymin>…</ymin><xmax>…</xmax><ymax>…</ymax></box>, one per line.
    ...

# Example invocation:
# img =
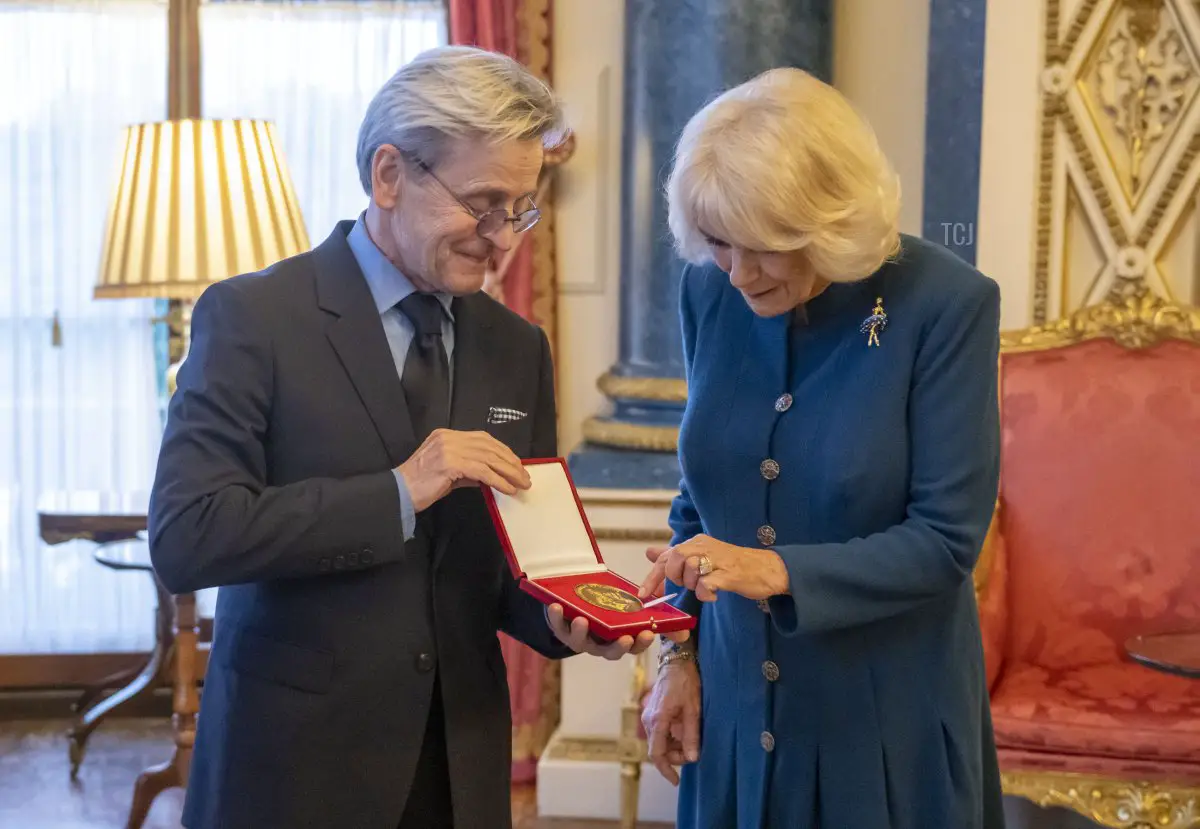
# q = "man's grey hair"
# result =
<box><xmin>356</xmin><ymin>45</ymin><xmax>567</xmax><ymax>195</ymax></box>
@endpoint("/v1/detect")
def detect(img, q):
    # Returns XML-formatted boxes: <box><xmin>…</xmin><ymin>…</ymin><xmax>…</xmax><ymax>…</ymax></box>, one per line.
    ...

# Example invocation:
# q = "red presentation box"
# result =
<box><xmin>482</xmin><ymin>458</ymin><xmax>695</xmax><ymax>642</ymax></box>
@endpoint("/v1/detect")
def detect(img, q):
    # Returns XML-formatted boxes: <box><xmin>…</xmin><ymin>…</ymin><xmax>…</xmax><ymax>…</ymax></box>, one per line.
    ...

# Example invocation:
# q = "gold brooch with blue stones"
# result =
<box><xmin>860</xmin><ymin>297</ymin><xmax>887</xmax><ymax>347</ymax></box>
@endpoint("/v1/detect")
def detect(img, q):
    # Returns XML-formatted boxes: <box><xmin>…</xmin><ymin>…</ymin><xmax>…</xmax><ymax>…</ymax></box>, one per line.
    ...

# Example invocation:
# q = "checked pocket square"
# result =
<box><xmin>487</xmin><ymin>406</ymin><xmax>527</xmax><ymax>425</ymax></box>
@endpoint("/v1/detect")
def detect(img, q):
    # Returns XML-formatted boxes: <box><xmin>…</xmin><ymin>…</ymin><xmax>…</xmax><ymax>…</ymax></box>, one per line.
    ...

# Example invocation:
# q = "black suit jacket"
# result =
<box><xmin>149</xmin><ymin>221</ymin><xmax>571</xmax><ymax>829</ymax></box>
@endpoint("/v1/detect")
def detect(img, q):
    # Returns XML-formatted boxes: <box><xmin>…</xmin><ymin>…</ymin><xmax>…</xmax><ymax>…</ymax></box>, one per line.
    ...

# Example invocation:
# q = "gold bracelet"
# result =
<box><xmin>657</xmin><ymin>648</ymin><xmax>695</xmax><ymax>673</ymax></box>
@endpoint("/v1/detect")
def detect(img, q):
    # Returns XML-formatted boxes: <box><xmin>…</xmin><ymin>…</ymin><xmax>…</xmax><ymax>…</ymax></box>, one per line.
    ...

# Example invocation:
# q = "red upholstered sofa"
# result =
<box><xmin>976</xmin><ymin>278</ymin><xmax>1200</xmax><ymax>827</ymax></box>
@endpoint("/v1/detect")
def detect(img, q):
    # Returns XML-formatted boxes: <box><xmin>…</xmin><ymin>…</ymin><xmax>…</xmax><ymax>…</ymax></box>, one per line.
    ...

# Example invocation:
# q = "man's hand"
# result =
<box><xmin>545</xmin><ymin>604</ymin><xmax>687</xmax><ymax>660</ymax></box>
<box><xmin>642</xmin><ymin>658</ymin><xmax>702</xmax><ymax>785</ymax></box>
<box><xmin>397</xmin><ymin>429</ymin><xmax>531</xmax><ymax>512</ymax></box>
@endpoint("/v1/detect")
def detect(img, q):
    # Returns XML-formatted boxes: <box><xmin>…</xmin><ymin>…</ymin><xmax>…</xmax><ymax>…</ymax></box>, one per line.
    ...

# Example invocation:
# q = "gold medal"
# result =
<box><xmin>574</xmin><ymin>583</ymin><xmax>643</xmax><ymax>613</ymax></box>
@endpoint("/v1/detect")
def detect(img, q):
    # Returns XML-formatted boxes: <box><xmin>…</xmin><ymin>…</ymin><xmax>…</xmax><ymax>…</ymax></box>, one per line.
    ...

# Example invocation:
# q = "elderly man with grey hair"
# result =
<box><xmin>148</xmin><ymin>46</ymin><xmax>662</xmax><ymax>829</ymax></box>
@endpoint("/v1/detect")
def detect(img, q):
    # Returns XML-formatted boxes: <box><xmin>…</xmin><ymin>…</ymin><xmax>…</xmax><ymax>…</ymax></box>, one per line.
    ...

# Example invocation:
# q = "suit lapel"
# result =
<box><xmin>313</xmin><ymin>222</ymin><xmax>416</xmax><ymax>466</ymax></box>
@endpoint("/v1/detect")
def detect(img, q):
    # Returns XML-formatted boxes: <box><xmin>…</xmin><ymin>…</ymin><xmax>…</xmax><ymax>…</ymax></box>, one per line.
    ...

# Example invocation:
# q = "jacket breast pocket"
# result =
<box><xmin>226</xmin><ymin>629</ymin><xmax>334</xmax><ymax>695</ymax></box>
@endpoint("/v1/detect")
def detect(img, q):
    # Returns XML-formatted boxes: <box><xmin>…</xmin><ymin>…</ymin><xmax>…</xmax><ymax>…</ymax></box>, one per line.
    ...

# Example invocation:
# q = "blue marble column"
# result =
<box><xmin>569</xmin><ymin>0</ymin><xmax>833</xmax><ymax>489</ymax></box>
<box><xmin>922</xmin><ymin>0</ymin><xmax>987</xmax><ymax>265</ymax></box>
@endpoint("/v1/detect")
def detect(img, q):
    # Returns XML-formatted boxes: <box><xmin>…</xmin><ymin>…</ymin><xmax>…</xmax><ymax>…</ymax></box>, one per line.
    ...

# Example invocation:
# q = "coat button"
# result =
<box><xmin>757</xmin><ymin>525</ymin><xmax>776</xmax><ymax>546</ymax></box>
<box><xmin>416</xmin><ymin>653</ymin><xmax>435</xmax><ymax>673</ymax></box>
<box><xmin>760</xmin><ymin>459</ymin><xmax>780</xmax><ymax>480</ymax></box>
<box><xmin>760</xmin><ymin>731</ymin><xmax>775</xmax><ymax>752</ymax></box>
<box><xmin>361</xmin><ymin>547</ymin><xmax>375</xmax><ymax>565</ymax></box>
<box><xmin>317</xmin><ymin>557</ymin><xmax>331</xmax><ymax>572</ymax></box>
<box><xmin>346</xmin><ymin>551</ymin><xmax>359</xmax><ymax>567</ymax></box>
<box><xmin>762</xmin><ymin>660</ymin><xmax>780</xmax><ymax>682</ymax></box>
<box><xmin>774</xmin><ymin>393</ymin><xmax>793</xmax><ymax>413</ymax></box>
<box><xmin>333</xmin><ymin>554</ymin><xmax>346</xmax><ymax>570</ymax></box>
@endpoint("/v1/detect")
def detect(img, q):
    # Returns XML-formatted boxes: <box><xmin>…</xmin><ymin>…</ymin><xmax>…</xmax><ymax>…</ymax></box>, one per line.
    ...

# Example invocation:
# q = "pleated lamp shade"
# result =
<box><xmin>95</xmin><ymin>118</ymin><xmax>310</xmax><ymax>299</ymax></box>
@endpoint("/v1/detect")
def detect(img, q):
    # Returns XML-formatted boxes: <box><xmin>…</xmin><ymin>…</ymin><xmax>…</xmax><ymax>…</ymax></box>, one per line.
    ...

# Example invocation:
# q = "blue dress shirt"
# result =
<box><xmin>345</xmin><ymin>213</ymin><xmax>455</xmax><ymax>542</ymax></box>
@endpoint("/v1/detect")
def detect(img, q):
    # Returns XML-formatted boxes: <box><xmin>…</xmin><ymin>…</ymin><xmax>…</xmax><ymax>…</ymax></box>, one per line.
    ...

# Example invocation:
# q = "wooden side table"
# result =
<box><xmin>38</xmin><ymin>492</ymin><xmax>202</xmax><ymax>829</ymax></box>
<box><xmin>67</xmin><ymin>540</ymin><xmax>175</xmax><ymax>778</ymax></box>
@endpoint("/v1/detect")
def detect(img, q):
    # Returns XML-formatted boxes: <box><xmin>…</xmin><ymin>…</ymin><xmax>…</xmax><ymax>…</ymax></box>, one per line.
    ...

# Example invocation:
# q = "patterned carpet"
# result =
<box><xmin>0</xmin><ymin>719</ymin><xmax>665</xmax><ymax>829</ymax></box>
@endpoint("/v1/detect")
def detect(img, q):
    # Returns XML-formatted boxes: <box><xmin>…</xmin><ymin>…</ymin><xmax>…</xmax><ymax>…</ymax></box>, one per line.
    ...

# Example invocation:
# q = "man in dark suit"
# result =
<box><xmin>148</xmin><ymin>46</ymin><xmax>663</xmax><ymax>829</ymax></box>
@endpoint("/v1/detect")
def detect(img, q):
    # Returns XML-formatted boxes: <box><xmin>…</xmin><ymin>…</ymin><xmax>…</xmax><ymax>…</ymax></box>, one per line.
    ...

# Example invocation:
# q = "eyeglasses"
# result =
<box><xmin>404</xmin><ymin>152</ymin><xmax>541</xmax><ymax>238</ymax></box>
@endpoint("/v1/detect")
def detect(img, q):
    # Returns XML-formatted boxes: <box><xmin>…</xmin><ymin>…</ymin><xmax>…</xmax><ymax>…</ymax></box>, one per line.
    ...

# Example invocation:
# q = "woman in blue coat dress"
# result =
<box><xmin>637</xmin><ymin>67</ymin><xmax>1006</xmax><ymax>829</ymax></box>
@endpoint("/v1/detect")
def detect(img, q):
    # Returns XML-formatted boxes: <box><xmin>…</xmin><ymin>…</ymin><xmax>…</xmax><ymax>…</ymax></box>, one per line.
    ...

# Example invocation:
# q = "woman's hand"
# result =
<box><xmin>642</xmin><ymin>658</ymin><xmax>702</xmax><ymax>785</ymax></box>
<box><xmin>638</xmin><ymin>534</ymin><xmax>789</xmax><ymax>603</ymax></box>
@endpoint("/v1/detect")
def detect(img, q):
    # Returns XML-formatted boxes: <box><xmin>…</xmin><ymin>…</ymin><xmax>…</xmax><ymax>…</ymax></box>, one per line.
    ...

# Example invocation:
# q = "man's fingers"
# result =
<box><xmin>546</xmin><ymin>604</ymin><xmax>571</xmax><ymax>644</ymax></box>
<box><xmin>464</xmin><ymin>461</ymin><xmax>517</xmax><ymax>496</ymax></box>
<box><xmin>569</xmin><ymin>615</ymin><xmax>592</xmax><ymax>651</ymax></box>
<box><xmin>466</xmin><ymin>433</ymin><xmax>530</xmax><ymax>488</ymax></box>
<box><xmin>629</xmin><ymin>631</ymin><xmax>656</xmax><ymax>655</ymax></box>
<box><xmin>599</xmin><ymin>635</ymin><xmax>635</xmax><ymax>660</ymax></box>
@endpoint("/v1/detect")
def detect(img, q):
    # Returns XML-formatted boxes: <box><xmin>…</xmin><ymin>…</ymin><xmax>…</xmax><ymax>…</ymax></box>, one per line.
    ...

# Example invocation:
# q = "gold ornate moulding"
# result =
<box><xmin>1001</xmin><ymin>276</ymin><xmax>1200</xmax><ymax>353</ymax></box>
<box><xmin>1003</xmin><ymin>771</ymin><xmax>1200</xmax><ymax>829</ymax></box>
<box><xmin>1032</xmin><ymin>0</ymin><xmax>1200</xmax><ymax>323</ymax></box>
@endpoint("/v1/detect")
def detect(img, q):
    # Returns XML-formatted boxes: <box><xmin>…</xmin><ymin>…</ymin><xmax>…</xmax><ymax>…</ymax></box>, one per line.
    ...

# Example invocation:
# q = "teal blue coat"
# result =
<box><xmin>667</xmin><ymin>234</ymin><xmax>1005</xmax><ymax>829</ymax></box>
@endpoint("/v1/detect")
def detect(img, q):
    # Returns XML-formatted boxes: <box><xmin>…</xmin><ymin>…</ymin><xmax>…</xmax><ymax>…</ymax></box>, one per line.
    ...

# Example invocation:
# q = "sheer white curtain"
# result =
<box><xmin>201</xmin><ymin>0</ymin><xmax>447</xmax><ymax>236</ymax></box>
<box><xmin>0</xmin><ymin>0</ymin><xmax>445</xmax><ymax>655</ymax></box>
<box><xmin>0</xmin><ymin>0</ymin><xmax>168</xmax><ymax>654</ymax></box>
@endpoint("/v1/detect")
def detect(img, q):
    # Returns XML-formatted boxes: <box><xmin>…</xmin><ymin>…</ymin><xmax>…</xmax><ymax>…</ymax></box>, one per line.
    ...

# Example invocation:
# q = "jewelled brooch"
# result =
<box><xmin>860</xmin><ymin>297</ymin><xmax>887</xmax><ymax>347</ymax></box>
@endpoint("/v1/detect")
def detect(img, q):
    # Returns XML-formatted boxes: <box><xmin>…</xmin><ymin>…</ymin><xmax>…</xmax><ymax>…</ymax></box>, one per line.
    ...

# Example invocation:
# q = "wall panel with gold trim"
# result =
<box><xmin>1034</xmin><ymin>0</ymin><xmax>1200</xmax><ymax>322</ymax></box>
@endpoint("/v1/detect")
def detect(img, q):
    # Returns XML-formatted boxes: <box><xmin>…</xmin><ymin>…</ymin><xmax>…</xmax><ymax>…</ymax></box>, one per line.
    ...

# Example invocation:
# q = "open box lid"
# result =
<box><xmin>483</xmin><ymin>458</ymin><xmax>607</xmax><ymax>581</ymax></box>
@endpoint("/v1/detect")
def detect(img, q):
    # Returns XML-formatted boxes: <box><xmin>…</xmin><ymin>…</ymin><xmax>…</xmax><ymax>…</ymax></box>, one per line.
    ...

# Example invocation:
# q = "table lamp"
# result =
<box><xmin>95</xmin><ymin>117</ymin><xmax>310</xmax><ymax>394</ymax></box>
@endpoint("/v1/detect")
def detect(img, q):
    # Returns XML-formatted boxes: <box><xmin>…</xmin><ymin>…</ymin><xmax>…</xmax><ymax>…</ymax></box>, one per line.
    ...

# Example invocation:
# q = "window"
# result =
<box><xmin>0</xmin><ymin>0</ymin><xmax>445</xmax><ymax>656</ymax></box>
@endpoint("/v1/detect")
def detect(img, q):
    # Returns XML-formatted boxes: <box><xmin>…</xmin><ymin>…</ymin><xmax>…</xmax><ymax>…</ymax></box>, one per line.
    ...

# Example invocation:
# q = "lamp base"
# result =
<box><xmin>165</xmin><ymin>301</ymin><xmax>194</xmax><ymax>398</ymax></box>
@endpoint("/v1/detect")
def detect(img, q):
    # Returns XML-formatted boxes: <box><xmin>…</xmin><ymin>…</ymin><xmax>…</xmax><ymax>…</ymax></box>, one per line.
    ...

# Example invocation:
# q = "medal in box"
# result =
<box><xmin>482</xmin><ymin>458</ymin><xmax>696</xmax><ymax>642</ymax></box>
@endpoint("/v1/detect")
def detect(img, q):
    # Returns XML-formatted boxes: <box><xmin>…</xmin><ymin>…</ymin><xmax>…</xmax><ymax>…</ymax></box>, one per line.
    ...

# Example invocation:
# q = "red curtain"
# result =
<box><xmin>449</xmin><ymin>0</ymin><xmax>520</xmax><ymax>57</ymax></box>
<box><xmin>448</xmin><ymin>0</ymin><xmax>554</xmax><ymax>783</ymax></box>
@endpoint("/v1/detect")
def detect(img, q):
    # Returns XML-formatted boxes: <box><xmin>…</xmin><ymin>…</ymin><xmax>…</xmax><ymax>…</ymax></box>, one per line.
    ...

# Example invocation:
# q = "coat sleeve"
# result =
<box><xmin>148</xmin><ymin>279</ymin><xmax>406</xmax><ymax>594</ymax></box>
<box><xmin>768</xmin><ymin>278</ymin><xmax>1002</xmax><ymax>635</ymax></box>
<box><xmin>498</xmin><ymin>326</ymin><xmax>574</xmax><ymax>658</ymax></box>
<box><xmin>666</xmin><ymin>266</ymin><xmax>704</xmax><ymax>621</ymax></box>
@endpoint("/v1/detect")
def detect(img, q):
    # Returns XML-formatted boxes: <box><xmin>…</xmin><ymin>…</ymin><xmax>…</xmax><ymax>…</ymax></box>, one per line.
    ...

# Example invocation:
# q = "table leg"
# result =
<box><xmin>71</xmin><ymin>661</ymin><xmax>144</xmax><ymax>714</ymax></box>
<box><xmin>126</xmin><ymin>589</ymin><xmax>198</xmax><ymax>829</ymax></box>
<box><xmin>67</xmin><ymin>571</ymin><xmax>176</xmax><ymax>779</ymax></box>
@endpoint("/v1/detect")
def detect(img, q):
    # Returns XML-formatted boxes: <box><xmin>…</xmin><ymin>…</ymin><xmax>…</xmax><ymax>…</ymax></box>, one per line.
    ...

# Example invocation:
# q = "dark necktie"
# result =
<box><xmin>397</xmin><ymin>293</ymin><xmax>450</xmax><ymax>444</ymax></box>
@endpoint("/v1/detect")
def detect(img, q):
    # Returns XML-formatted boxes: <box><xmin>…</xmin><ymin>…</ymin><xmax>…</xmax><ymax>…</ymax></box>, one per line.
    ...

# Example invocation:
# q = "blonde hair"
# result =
<box><xmin>666</xmin><ymin>67</ymin><xmax>901</xmax><ymax>282</ymax></box>
<box><xmin>356</xmin><ymin>45</ymin><xmax>566</xmax><ymax>194</ymax></box>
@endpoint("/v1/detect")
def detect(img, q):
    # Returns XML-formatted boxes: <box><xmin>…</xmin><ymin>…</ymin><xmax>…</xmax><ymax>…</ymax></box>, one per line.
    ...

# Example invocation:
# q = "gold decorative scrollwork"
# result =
<box><xmin>1034</xmin><ymin>0</ymin><xmax>1200</xmax><ymax>322</ymax></box>
<box><xmin>1090</xmin><ymin>0</ymin><xmax>1193</xmax><ymax>197</ymax></box>
<box><xmin>544</xmin><ymin>735</ymin><xmax>622</xmax><ymax>762</ymax></box>
<box><xmin>1001</xmin><ymin>274</ymin><xmax>1200</xmax><ymax>352</ymax></box>
<box><xmin>1002</xmin><ymin>771</ymin><xmax>1200</xmax><ymax>829</ymax></box>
